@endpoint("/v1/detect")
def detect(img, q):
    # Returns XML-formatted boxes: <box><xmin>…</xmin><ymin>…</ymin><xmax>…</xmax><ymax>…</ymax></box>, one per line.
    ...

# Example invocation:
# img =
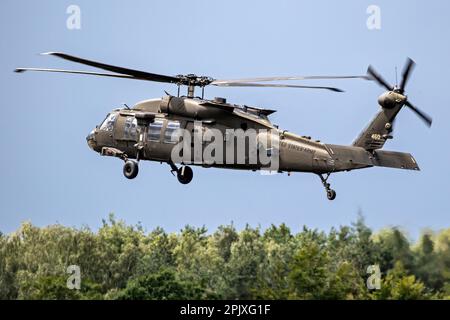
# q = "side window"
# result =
<box><xmin>148</xmin><ymin>119</ymin><xmax>164</xmax><ymax>142</ymax></box>
<box><xmin>164</xmin><ymin>121</ymin><xmax>181</xmax><ymax>144</ymax></box>
<box><xmin>100</xmin><ymin>113</ymin><xmax>117</xmax><ymax>132</ymax></box>
<box><xmin>124</xmin><ymin>117</ymin><xmax>137</xmax><ymax>140</ymax></box>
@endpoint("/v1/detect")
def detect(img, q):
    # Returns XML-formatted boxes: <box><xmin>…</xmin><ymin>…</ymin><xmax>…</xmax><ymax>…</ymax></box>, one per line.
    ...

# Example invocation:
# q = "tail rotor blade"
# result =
<box><xmin>399</xmin><ymin>58</ymin><xmax>416</xmax><ymax>93</ymax></box>
<box><xmin>405</xmin><ymin>101</ymin><xmax>432</xmax><ymax>127</ymax></box>
<box><xmin>367</xmin><ymin>65</ymin><xmax>393</xmax><ymax>91</ymax></box>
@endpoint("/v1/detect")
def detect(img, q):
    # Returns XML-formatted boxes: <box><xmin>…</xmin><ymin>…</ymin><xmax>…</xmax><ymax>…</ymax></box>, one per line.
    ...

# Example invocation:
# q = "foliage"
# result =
<box><xmin>370</xmin><ymin>262</ymin><xmax>428</xmax><ymax>300</ymax></box>
<box><xmin>114</xmin><ymin>269</ymin><xmax>208</xmax><ymax>300</ymax></box>
<box><xmin>0</xmin><ymin>214</ymin><xmax>449</xmax><ymax>300</ymax></box>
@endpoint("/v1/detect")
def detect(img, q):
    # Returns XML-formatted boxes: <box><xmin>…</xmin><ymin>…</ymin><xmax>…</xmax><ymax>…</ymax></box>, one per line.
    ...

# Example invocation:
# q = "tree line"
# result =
<box><xmin>0</xmin><ymin>214</ymin><xmax>449</xmax><ymax>299</ymax></box>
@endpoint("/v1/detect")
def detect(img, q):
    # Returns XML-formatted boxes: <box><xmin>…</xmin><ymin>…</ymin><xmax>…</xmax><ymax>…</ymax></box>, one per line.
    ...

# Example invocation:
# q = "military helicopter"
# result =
<box><xmin>15</xmin><ymin>53</ymin><xmax>432</xmax><ymax>200</ymax></box>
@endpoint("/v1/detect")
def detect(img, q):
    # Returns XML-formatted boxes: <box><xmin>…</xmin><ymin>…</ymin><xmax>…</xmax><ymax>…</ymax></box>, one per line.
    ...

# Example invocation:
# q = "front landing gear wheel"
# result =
<box><xmin>177</xmin><ymin>166</ymin><xmax>193</xmax><ymax>184</ymax></box>
<box><xmin>327</xmin><ymin>189</ymin><xmax>336</xmax><ymax>200</ymax></box>
<box><xmin>123</xmin><ymin>160</ymin><xmax>139</xmax><ymax>179</ymax></box>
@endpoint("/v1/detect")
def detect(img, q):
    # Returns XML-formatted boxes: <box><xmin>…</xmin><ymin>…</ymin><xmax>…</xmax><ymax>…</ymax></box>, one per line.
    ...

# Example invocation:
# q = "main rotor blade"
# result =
<box><xmin>399</xmin><ymin>58</ymin><xmax>415</xmax><ymax>93</ymax></box>
<box><xmin>40</xmin><ymin>52</ymin><xmax>179</xmax><ymax>84</ymax></box>
<box><xmin>14</xmin><ymin>67</ymin><xmax>140</xmax><ymax>80</ymax></box>
<box><xmin>213</xmin><ymin>82</ymin><xmax>344</xmax><ymax>92</ymax></box>
<box><xmin>405</xmin><ymin>101</ymin><xmax>432</xmax><ymax>127</ymax></box>
<box><xmin>212</xmin><ymin>75</ymin><xmax>368</xmax><ymax>85</ymax></box>
<box><xmin>367</xmin><ymin>65</ymin><xmax>392</xmax><ymax>91</ymax></box>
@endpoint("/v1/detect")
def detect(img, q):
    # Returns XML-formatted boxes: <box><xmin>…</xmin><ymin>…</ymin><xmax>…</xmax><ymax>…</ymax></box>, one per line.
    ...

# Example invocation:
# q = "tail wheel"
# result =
<box><xmin>327</xmin><ymin>189</ymin><xmax>336</xmax><ymax>201</ymax></box>
<box><xmin>123</xmin><ymin>160</ymin><xmax>139</xmax><ymax>179</ymax></box>
<box><xmin>177</xmin><ymin>166</ymin><xmax>193</xmax><ymax>184</ymax></box>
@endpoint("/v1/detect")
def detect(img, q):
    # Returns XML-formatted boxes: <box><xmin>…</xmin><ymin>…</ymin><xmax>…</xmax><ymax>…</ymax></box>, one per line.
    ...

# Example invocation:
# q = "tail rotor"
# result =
<box><xmin>367</xmin><ymin>58</ymin><xmax>432</xmax><ymax>127</ymax></box>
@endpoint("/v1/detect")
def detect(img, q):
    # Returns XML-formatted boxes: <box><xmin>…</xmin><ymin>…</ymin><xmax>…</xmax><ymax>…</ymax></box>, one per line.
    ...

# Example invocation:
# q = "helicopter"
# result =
<box><xmin>15</xmin><ymin>53</ymin><xmax>432</xmax><ymax>200</ymax></box>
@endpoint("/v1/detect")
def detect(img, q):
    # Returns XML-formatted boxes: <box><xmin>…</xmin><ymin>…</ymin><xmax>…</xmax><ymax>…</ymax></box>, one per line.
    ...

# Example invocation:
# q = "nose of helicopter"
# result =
<box><xmin>86</xmin><ymin>129</ymin><xmax>97</xmax><ymax>150</ymax></box>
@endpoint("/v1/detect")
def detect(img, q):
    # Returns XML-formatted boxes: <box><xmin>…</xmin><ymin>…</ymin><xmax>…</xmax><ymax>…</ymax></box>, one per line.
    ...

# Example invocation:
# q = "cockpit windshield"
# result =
<box><xmin>99</xmin><ymin>113</ymin><xmax>117</xmax><ymax>131</ymax></box>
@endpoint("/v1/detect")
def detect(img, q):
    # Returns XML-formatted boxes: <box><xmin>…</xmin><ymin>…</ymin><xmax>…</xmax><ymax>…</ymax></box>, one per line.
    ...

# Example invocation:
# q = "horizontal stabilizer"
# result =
<box><xmin>326</xmin><ymin>144</ymin><xmax>420</xmax><ymax>171</ymax></box>
<box><xmin>372</xmin><ymin>150</ymin><xmax>420</xmax><ymax>170</ymax></box>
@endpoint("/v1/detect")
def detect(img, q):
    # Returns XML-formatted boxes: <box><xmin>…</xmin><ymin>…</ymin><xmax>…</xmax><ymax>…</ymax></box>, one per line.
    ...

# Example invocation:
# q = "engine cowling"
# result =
<box><xmin>160</xmin><ymin>96</ymin><xmax>227</xmax><ymax>119</ymax></box>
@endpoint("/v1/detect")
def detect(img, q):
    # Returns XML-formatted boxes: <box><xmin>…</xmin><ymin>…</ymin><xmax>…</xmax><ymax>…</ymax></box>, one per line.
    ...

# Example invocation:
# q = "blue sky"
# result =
<box><xmin>1</xmin><ymin>0</ymin><xmax>449</xmax><ymax>237</ymax></box>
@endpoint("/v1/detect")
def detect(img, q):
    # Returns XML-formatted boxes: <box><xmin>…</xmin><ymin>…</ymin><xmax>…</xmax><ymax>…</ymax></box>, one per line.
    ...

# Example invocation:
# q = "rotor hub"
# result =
<box><xmin>176</xmin><ymin>74</ymin><xmax>214</xmax><ymax>87</ymax></box>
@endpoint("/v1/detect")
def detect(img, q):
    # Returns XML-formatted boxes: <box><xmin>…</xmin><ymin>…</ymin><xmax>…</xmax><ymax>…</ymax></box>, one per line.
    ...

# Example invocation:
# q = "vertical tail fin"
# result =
<box><xmin>354</xmin><ymin>58</ymin><xmax>431</xmax><ymax>151</ymax></box>
<box><xmin>352</xmin><ymin>102</ymin><xmax>402</xmax><ymax>151</ymax></box>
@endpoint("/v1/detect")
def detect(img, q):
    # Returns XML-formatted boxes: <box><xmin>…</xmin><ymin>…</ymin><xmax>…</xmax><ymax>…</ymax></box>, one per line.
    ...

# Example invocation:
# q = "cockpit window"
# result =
<box><xmin>124</xmin><ymin>117</ymin><xmax>138</xmax><ymax>140</ymax></box>
<box><xmin>100</xmin><ymin>113</ymin><xmax>117</xmax><ymax>132</ymax></box>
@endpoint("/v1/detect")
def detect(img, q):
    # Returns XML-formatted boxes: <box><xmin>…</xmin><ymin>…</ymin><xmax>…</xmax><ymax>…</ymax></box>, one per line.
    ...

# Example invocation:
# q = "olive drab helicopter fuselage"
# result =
<box><xmin>16</xmin><ymin>53</ymin><xmax>432</xmax><ymax>200</ymax></box>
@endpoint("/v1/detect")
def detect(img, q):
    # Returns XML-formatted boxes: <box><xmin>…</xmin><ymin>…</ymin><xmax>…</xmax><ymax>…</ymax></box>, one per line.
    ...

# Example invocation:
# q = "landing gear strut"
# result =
<box><xmin>318</xmin><ymin>173</ymin><xmax>336</xmax><ymax>200</ymax></box>
<box><xmin>169</xmin><ymin>162</ymin><xmax>193</xmax><ymax>185</ymax></box>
